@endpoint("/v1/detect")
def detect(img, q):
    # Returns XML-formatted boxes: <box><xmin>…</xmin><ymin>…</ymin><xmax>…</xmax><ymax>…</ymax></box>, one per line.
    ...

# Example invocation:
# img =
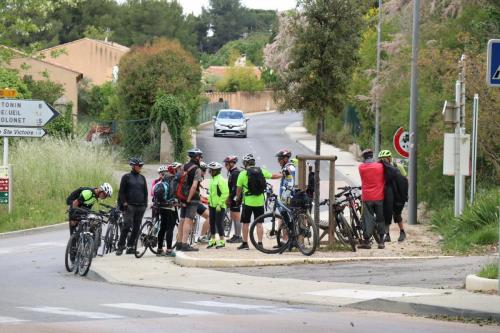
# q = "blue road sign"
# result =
<box><xmin>487</xmin><ymin>39</ymin><xmax>500</xmax><ymax>87</ymax></box>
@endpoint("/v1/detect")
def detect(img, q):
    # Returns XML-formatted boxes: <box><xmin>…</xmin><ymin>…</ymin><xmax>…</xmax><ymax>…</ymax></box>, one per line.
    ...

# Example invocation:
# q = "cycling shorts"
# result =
<box><xmin>241</xmin><ymin>205</ymin><xmax>265</xmax><ymax>224</ymax></box>
<box><xmin>180</xmin><ymin>201</ymin><xmax>199</xmax><ymax>220</ymax></box>
<box><xmin>228</xmin><ymin>200</ymin><xmax>241</xmax><ymax>213</ymax></box>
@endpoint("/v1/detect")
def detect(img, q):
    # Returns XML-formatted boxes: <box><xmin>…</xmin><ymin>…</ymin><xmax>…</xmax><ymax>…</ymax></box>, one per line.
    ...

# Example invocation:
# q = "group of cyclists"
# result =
<box><xmin>66</xmin><ymin>147</ymin><xmax>298</xmax><ymax>256</ymax></box>
<box><xmin>66</xmin><ymin>145</ymin><xmax>408</xmax><ymax>257</ymax></box>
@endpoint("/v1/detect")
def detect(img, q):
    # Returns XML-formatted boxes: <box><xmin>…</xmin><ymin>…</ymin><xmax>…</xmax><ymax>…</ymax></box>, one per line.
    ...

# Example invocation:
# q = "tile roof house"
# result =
<box><xmin>38</xmin><ymin>38</ymin><xmax>130</xmax><ymax>85</ymax></box>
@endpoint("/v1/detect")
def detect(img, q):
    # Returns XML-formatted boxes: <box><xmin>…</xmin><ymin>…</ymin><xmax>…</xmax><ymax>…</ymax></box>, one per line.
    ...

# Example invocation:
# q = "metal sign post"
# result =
<box><xmin>470</xmin><ymin>94</ymin><xmax>479</xmax><ymax>203</ymax></box>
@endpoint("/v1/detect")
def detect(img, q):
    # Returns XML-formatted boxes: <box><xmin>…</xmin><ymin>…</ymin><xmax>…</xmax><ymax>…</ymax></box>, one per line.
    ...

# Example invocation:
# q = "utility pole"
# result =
<box><xmin>374</xmin><ymin>0</ymin><xmax>382</xmax><ymax>156</ymax></box>
<box><xmin>407</xmin><ymin>0</ymin><xmax>420</xmax><ymax>225</ymax></box>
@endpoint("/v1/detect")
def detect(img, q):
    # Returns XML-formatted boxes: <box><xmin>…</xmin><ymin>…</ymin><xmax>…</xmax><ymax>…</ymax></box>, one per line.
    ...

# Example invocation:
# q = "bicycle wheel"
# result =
<box><xmin>78</xmin><ymin>234</ymin><xmax>94</xmax><ymax>276</ymax></box>
<box><xmin>249</xmin><ymin>213</ymin><xmax>288</xmax><ymax>254</ymax></box>
<box><xmin>64</xmin><ymin>233</ymin><xmax>78</xmax><ymax>272</ymax></box>
<box><xmin>102</xmin><ymin>223</ymin><xmax>118</xmax><ymax>255</ymax></box>
<box><xmin>335</xmin><ymin>213</ymin><xmax>356</xmax><ymax>252</ymax></box>
<box><xmin>149</xmin><ymin>218</ymin><xmax>160</xmax><ymax>254</ymax></box>
<box><xmin>135</xmin><ymin>221</ymin><xmax>154</xmax><ymax>258</ymax></box>
<box><xmin>295</xmin><ymin>212</ymin><xmax>318</xmax><ymax>256</ymax></box>
<box><xmin>223</xmin><ymin>213</ymin><xmax>232</xmax><ymax>238</ymax></box>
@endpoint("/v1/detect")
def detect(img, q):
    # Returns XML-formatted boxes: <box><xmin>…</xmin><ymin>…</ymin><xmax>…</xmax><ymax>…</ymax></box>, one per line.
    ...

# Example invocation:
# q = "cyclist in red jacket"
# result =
<box><xmin>358</xmin><ymin>149</ymin><xmax>385</xmax><ymax>249</ymax></box>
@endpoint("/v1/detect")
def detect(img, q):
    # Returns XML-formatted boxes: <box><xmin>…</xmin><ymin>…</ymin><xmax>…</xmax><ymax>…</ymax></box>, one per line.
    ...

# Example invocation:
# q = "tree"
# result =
<box><xmin>265</xmin><ymin>0</ymin><xmax>365</xmax><ymax>228</ymax></box>
<box><xmin>0</xmin><ymin>0</ymin><xmax>77</xmax><ymax>49</ymax></box>
<box><xmin>117</xmin><ymin>38</ymin><xmax>202</xmax><ymax>120</ymax></box>
<box><xmin>202</xmin><ymin>0</ymin><xmax>247</xmax><ymax>53</ymax></box>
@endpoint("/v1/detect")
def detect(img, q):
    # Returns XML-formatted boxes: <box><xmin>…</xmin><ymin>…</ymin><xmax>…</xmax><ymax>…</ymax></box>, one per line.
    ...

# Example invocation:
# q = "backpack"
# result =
<box><xmin>66</xmin><ymin>186</ymin><xmax>93</xmax><ymax>205</ymax></box>
<box><xmin>153</xmin><ymin>180</ymin><xmax>172</xmax><ymax>204</ymax></box>
<box><xmin>173</xmin><ymin>164</ymin><xmax>197</xmax><ymax>202</ymax></box>
<box><xmin>246</xmin><ymin>166</ymin><xmax>266</xmax><ymax>196</ymax></box>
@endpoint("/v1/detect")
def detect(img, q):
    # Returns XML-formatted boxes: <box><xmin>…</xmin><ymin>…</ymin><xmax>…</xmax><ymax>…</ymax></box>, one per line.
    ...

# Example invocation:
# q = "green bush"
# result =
<box><xmin>0</xmin><ymin>138</ymin><xmax>118</xmax><ymax>232</ymax></box>
<box><xmin>215</xmin><ymin>66</ymin><xmax>264</xmax><ymax>92</ymax></box>
<box><xmin>431</xmin><ymin>188</ymin><xmax>499</xmax><ymax>253</ymax></box>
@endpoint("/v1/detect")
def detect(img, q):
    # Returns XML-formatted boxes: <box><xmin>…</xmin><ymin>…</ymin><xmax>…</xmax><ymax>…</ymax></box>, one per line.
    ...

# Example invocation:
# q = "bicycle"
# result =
<box><xmin>319</xmin><ymin>197</ymin><xmax>357</xmax><ymax>252</ymax></box>
<box><xmin>135</xmin><ymin>201</ymin><xmax>179</xmax><ymax>258</ymax></box>
<box><xmin>99</xmin><ymin>203</ymin><xmax>122</xmax><ymax>256</ymax></box>
<box><xmin>329</xmin><ymin>186</ymin><xmax>382</xmax><ymax>244</ymax></box>
<box><xmin>65</xmin><ymin>208</ymin><xmax>106</xmax><ymax>276</ymax></box>
<box><xmin>249</xmin><ymin>188</ymin><xmax>319</xmax><ymax>256</ymax></box>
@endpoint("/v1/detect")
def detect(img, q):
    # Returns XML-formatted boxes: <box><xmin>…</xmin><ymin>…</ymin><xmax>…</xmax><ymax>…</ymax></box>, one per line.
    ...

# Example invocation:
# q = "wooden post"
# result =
<box><xmin>298</xmin><ymin>158</ymin><xmax>306</xmax><ymax>191</ymax></box>
<box><xmin>328</xmin><ymin>157</ymin><xmax>337</xmax><ymax>246</ymax></box>
<box><xmin>296</xmin><ymin>154</ymin><xmax>337</xmax><ymax>248</ymax></box>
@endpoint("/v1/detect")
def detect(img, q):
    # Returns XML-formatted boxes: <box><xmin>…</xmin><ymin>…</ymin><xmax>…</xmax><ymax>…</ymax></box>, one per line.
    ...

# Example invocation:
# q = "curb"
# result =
<box><xmin>465</xmin><ymin>274</ymin><xmax>499</xmax><ymax>292</ymax></box>
<box><xmin>174</xmin><ymin>252</ymin><xmax>454</xmax><ymax>268</ymax></box>
<box><xmin>349</xmin><ymin>298</ymin><xmax>500</xmax><ymax>323</ymax></box>
<box><xmin>0</xmin><ymin>222</ymin><xmax>67</xmax><ymax>239</ymax></box>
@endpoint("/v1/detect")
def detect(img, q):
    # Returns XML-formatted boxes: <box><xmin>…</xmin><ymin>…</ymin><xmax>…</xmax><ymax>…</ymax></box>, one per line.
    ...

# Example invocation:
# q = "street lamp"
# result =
<box><xmin>374</xmin><ymin>0</ymin><xmax>382</xmax><ymax>156</ymax></box>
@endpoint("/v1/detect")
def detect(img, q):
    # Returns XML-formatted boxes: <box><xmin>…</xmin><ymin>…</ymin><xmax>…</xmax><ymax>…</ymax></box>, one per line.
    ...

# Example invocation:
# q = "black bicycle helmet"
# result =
<box><xmin>129</xmin><ymin>157</ymin><xmax>144</xmax><ymax>166</ymax></box>
<box><xmin>275</xmin><ymin>149</ymin><xmax>292</xmax><ymax>159</ymax></box>
<box><xmin>361</xmin><ymin>149</ymin><xmax>374</xmax><ymax>160</ymax></box>
<box><xmin>187</xmin><ymin>147</ymin><xmax>203</xmax><ymax>158</ymax></box>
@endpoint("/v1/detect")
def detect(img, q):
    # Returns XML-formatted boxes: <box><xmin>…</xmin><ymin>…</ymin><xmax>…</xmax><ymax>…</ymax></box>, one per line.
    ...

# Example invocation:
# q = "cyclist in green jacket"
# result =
<box><xmin>207</xmin><ymin>162</ymin><xmax>229</xmax><ymax>249</ymax></box>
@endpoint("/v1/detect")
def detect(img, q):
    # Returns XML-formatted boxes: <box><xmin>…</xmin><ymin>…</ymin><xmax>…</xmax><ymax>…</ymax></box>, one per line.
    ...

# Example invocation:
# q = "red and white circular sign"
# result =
<box><xmin>393</xmin><ymin>127</ymin><xmax>409</xmax><ymax>158</ymax></box>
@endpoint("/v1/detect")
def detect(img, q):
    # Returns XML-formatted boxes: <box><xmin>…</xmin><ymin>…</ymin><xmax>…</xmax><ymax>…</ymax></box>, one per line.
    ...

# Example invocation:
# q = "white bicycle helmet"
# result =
<box><xmin>171</xmin><ymin>161</ymin><xmax>182</xmax><ymax>169</ymax></box>
<box><xmin>99</xmin><ymin>182</ymin><xmax>113</xmax><ymax>197</ymax></box>
<box><xmin>208</xmin><ymin>161</ymin><xmax>223</xmax><ymax>170</ymax></box>
<box><xmin>242</xmin><ymin>153</ymin><xmax>255</xmax><ymax>162</ymax></box>
<box><xmin>158</xmin><ymin>165</ymin><xmax>167</xmax><ymax>173</ymax></box>
<box><xmin>200</xmin><ymin>161</ymin><xmax>208</xmax><ymax>171</ymax></box>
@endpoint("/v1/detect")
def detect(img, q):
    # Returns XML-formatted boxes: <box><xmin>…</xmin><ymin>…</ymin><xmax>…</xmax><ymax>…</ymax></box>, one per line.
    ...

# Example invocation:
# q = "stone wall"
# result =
<box><xmin>203</xmin><ymin>91</ymin><xmax>276</xmax><ymax>113</ymax></box>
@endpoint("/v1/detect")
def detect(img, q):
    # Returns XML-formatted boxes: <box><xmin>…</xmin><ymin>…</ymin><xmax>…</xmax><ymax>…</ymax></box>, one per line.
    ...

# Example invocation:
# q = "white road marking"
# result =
<box><xmin>184</xmin><ymin>301</ymin><xmax>275</xmax><ymax>310</ymax></box>
<box><xmin>18</xmin><ymin>306</ymin><xmax>123</xmax><ymax>319</ymax></box>
<box><xmin>184</xmin><ymin>301</ymin><xmax>306</xmax><ymax>314</ymax></box>
<box><xmin>0</xmin><ymin>316</ymin><xmax>29</xmax><ymax>324</ymax></box>
<box><xmin>102</xmin><ymin>303</ymin><xmax>217</xmax><ymax>316</ymax></box>
<box><xmin>303</xmin><ymin>289</ymin><xmax>436</xmax><ymax>300</ymax></box>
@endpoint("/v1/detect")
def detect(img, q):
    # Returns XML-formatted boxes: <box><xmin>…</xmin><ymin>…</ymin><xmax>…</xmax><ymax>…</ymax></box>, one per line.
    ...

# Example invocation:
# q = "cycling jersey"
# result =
<box><xmin>236</xmin><ymin>168</ymin><xmax>272</xmax><ymax>207</ymax></box>
<box><xmin>279</xmin><ymin>162</ymin><xmax>295</xmax><ymax>196</ymax></box>
<box><xmin>77</xmin><ymin>189</ymin><xmax>98</xmax><ymax>208</ymax></box>
<box><xmin>208</xmin><ymin>174</ymin><xmax>229</xmax><ymax>209</ymax></box>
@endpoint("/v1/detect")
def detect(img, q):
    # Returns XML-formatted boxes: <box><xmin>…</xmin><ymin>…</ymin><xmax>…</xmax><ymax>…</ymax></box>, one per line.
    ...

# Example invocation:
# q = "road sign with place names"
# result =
<box><xmin>0</xmin><ymin>89</ymin><xmax>17</xmax><ymax>98</ymax></box>
<box><xmin>0</xmin><ymin>127</ymin><xmax>46</xmax><ymax>138</ymax></box>
<box><xmin>0</xmin><ymin>99</ymin><xmax>59</xmax><ymax>127</ymax></box>
<box><xmin>487</xmin><ymin>39</ymin><xmax>500</xmax><ymax>87</ymax></box>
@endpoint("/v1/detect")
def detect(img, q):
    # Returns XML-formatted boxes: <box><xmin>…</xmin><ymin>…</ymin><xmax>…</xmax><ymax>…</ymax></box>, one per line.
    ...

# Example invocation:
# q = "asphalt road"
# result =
<box><xmin>196</xmin><ymin>111</ymin><xmax>350</xmax><ymax>184</ymax></box>
<box><xmin>2</xmin><ymin>230</ymin><xmax>497</xmax><ymax>332</ymax></box>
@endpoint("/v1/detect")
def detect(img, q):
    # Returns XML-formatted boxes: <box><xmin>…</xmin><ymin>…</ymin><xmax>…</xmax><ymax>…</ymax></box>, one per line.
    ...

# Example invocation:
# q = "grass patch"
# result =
<box><xmin>431</xmin><ymin>188</ymin><xmax>499</xmax><ymax>254</ymax></box>
<box><xmin>478</xmin><ymin>263</ymin><xmax>499</xmax><ymax>280</ymax></box>
<box><xmin>0</xmin><ymin>138</ymin><xmax>118</xmax><ymax>232</ymax></box>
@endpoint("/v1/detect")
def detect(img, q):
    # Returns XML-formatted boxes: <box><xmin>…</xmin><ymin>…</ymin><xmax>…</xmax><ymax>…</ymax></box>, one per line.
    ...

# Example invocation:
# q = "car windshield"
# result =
<box><xmin>217</xmin><ymin>111</ymin><xmax>243</xmax><ymax>119</ymax></box>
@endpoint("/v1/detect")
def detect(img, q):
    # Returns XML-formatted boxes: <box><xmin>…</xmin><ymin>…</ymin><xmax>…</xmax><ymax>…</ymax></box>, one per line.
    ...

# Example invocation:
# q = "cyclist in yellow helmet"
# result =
<box><xmin>378</xmin><ymin>150</ymin><xmax>408</xmax><ymax>242</ymax></box>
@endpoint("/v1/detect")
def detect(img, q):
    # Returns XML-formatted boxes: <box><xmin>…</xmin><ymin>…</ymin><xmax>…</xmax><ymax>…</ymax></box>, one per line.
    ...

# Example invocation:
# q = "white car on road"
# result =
<box><xmin>213</xmin><ymin>109</ymin><xmax>248</xmax><ymax>138</ymax></box>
